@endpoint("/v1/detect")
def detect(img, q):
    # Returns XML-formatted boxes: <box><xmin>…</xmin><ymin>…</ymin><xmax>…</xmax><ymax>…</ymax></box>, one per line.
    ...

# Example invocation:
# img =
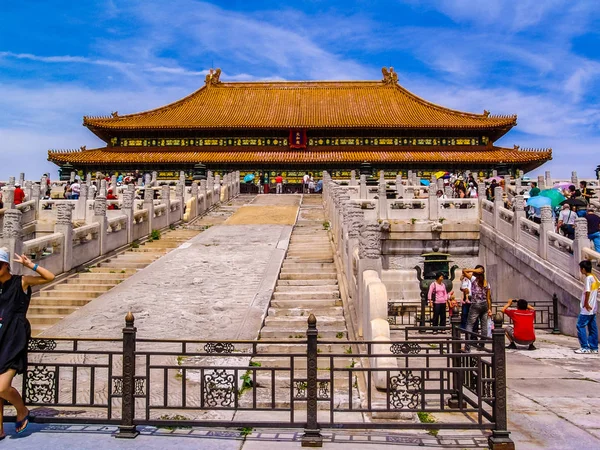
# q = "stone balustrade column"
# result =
<box><xmin>86</xmin><ymin>172</ymin><xmax>92</xmax><ymax>186</ymax></box>
<box><xmin>346</xmin><ymin>202</ymin><xmax>364</xmax><ymax>300</ymax></box>
<box><xmin>236</xmin><ymin>171</ymin><xmax>241</xmax><ymax>196</ymax></box>
<box><xmin>151</xmin><ymin>171</ymin><xmax>158</xmax><ymax>187</ymax></box>
<box><xmin>357</xmin><ymin>222</ymin><xmax>383</xmax><ymax>337</ymax></box>
<box><xmin>396</xmin><ymin>175</ymin><xmax>404</xmax><ymax>198</ymax></box>
<box><xmin>538</xmin><ymin>205</ymin><xmax>553</xmax><ymax>260</ymax></box>
<box><xmin>573</xmin><ymin>218</ymin><xmax>589</xmax><ymax>277</ymax></box>
<box><xmin>207</xmin><ymin>172</ymin><xmax>214</xmax><ymax>207</ymax></box>
<box><xmin>31</xmin><ymin>183</ymin><xmax>40</xmax><ymax>219</ymax></box>
<box><xmin>436</xmin><ymin>177</ymin><xmax>444</xmax><ymax>193</ymax></box>
<box><xmin>350</xmin><ymin>170</ymin><xmax>357</xmax><ymax>186</ymax></box>
<box><xmin>122</xmin><ymin>188</ymin><xmax>135</xmax><ymax>243</ymax></box>
<box><xmin>143</xmin><ymin>183</ymin><xmax>154</xmax><ymax>232</ymax></box>
<box><xmin>93</xmin><ymin>195</ymin><xmax>108</xmax><ymax>255</ymax></box>
<box><xmin>493</xmin><ymin>186</ymin><xmax>504</xmax><ymax>230</ymax></box>
<box><xmin>74</xmin><ymin>182</ymin><xmax>89</xmax><ymax>221</ymax></box>
<box><xmin>8</xmin><ymin>177</ymin><xmax>15</xmax><ymax>187</ymax></box>
<box><xmin>161</xmin><ymin>184</ymin><xmax>171</xmax><ymax>224</ymax></box>
<box><xmin>24</xmin><ymin>181</ymin><xmax>32</xmax><ymax>201</ymax></box>
<box><xmin>40</xmin><ymin>174</ymin><xmax>48</xmax><ymax>197</ymax></box>
<box><xmin>54</xmin><ymin>203</ymin><xmax>74</xmax><ymax>271</ymax></box>
<box><xmin>378</xmin><ymin>171</ymin><xmax>388</xmax><ymax>220</ymax></box>
<box><xmin>359</xmin><ymin>175</ymin><xmax>367</xmax><ymax>199</ymax></box>
<box><xmin>428</xmin><ymin>183</ymin><xmax>439</xmax><ymax>221</ymax></box>
<box><xmin>223</xmin><ymin>173</ymin><xmax>230</xmax><ymax>201</ymax></box>
<box><xmin>571</xmin><ymin>171</ymin><xmax>578</xmax><ymax>187</ymax></box>
<box><xmin>492</xmin><ymin>169</ymin><xmax>498</xmax><ymax>178</ymax></box>
<box><xmin>144</xmin><ymin>173</ymin><xmax>151</xmax><ymax>187</ymax></box>
<box><xmin>99</xmin><ymin>179</ymin><xmax>107</xmax><ymax>197</ymax></box>
<box><xmin>515</xmin><ymin>178</ymin><xmax>522</xmax><ymax>194</ymax></box>
<box><xmin>95</xmin><ymin>171</ymin><xmax>102</xmax><ymax>182</ymax></box>
<box><xmin>503</xmin><ymin>175</ymin><xmax>510</xmax><ymax>193</ymax></box>
<box><xmin>111</xmin><ymin>175</ymin><xmax>118</xmax><ymax>193</ymax></box>
<box><xmin>512</xmin><ymin>195</ymin><xmax>525</xmax><ymax>243</ymax></box>
<box><xmin>214</xmin><ymin>175</ymin><xmax>221</xmax><ymax>202</ymax></box>
<box><xmin>175</xmin><ymin>181</ymin><xmax>184</xmax><ymax>221</ymax></box>
<box><xmin>199</xmin><ymin>180</ymin><xmax>207</xmax><ymax>213</ymax></box>
<box><xmin>0</xmin><ymin>208</ymin><xmax>23</xmax><ymax>275</ymax></box>
<box><xmin>444</xmin><ymin>185</ymin><xmax>453</xmax><ymax>199</ymax></box>
<box><xmin>70</xmin><ymin>171</ymin><xmax>76</xmax><ymax>183</ymax></box>
<box><xmin>477</xmin><ymin>182</ymin><xmax>486</xmax><ymax>219</ymax></box>
<box><xmin>407</xmin><ymin>170</ymin><xmax>413</xmax><ymax>185</ymax></box>
<box><xmin>545</xmin><ymin>171</ymin><xmax>552</xmax><ymax>189</ymax></box>
<box><xmin>2</xmin><ymin>187</ymin><xmax>15</xmax><ymax>209</ymax></box>
<box><xmin>190</xmin><ymin>182</ymin><xmax>199</xmax><ymax>220</ymax></box>
<box><xmin>537</xmin><ymin>174</ymin><xmax>545</xmax><ymax>191</ymax></box>
<box><xmin>339</xmin><ymin>193</ymin><xmax>351</xmax><ymax>259</ymax></box>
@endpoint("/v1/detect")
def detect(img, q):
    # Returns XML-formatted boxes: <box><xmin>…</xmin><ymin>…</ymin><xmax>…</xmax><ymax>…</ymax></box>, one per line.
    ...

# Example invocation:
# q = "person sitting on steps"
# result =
<box><xmin>501</xmin><ymin>298</ymin><xmax>536</xmax><ymax>351</ymax></box>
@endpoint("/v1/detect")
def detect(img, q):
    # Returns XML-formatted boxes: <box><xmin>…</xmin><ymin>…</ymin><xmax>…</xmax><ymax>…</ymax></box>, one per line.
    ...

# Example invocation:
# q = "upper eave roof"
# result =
<box><xmin>83</xmin><ymin>68</ymin><xmax>517</xmax><ymax>132</ymax></box>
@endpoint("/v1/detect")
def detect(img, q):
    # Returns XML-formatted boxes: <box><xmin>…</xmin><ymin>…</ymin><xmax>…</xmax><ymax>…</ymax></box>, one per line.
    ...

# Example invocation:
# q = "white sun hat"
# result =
<box><xmin>0</xmin><ymin>247</ymin><xmax>10</xmax><ymax>264</ymax></box>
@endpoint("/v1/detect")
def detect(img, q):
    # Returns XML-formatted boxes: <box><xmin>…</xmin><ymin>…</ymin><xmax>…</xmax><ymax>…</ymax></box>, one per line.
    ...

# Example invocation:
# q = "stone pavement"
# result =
<box><xmin>43</xmin><ymin>195</ymin><xmax>299</xmax><ymax>340</ymax></box>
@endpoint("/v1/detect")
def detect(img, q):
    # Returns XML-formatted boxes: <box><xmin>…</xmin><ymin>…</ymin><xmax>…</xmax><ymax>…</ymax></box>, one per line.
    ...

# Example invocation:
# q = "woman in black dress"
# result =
<box><xmin>0</xmin><ymin>248</ymin><xmax>55</xmax><ymax>438</ymax></box>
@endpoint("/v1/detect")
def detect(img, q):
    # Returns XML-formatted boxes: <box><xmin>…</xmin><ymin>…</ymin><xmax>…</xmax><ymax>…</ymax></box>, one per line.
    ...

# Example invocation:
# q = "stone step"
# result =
<box><xmin>30</xmin><ymin>297</ymin><xmax>92</xmax><ymax>307</ymax></box>
<box><xmin>98</xmin><ymin>262</ymin><xmax>148</xmax><ymax>269</ymax></box>
<box><xmin>260</xmin><ymin>328</ymin><xmax>346</xmax><ymax>339</ymax></box>
<box><xmin>281</xmin><ymin>262</ymin><xmax>335</xmax><ymax>269</ymax></box>
<box><xmin>50</xmin><ymin>284</ymin><xmax>115</xmax><ymax>292</ymax></box>
<box><xmin>284</xmin><ymin>258</ymin><xmax>334</xmax><ymax>263</ymax></box>
<box><xmin>267</xmin><ymin>306</ymin><xmax>344</xmax><ymax>317</ymax></box>
<box><xmin>276</xmin><ymin>279</ymin><xmax>338</xmax><ymax>286</ymax></box>
<box><xmin>66</xmin><ymin>277</ymin><xmax>123</xmax><ymax>285</ymax></box>
<box><xmin>272</xmin><ymin>291</ymin><xmax>340</xmax><ymax>300</ymax></box>
<box><xmin>27</xmin><ymin>313</ymin><xmax>66</xmax><ymax>325</ymax></box>
<box><xmin>88</xmin><ymin>268</ymin><xmax>138</xmax><ymax>274</ymax></box>
<box><xmin>76</xmin><ymin>272</ymin><xmax>132</xmax><ymax>279</ymax></box>
<box><xmin>253</xmin><ymin>356</ymin><xmax>355</xmax><ymax>369</ymax></box>
<box><xmin>264</xmin><ymin>316</ymin><xmax>346</xmax><ymax>328</ymax></box>
<box><xmin>109</xmin><ymin>254</ymin><xmax>161</xmax><ymax>261</ymax></box>
<box><xmin>280</xmin><ymin>267</ymin><xmax>337</xmax><ymax>274</ymax></box>
<box><xmin>270</xmin><ymin>299</ymin><xmax>340</xmax><ymax>309</ymax></box>
<box><xmin>274</xmin><ymin>285</ymin><xmax>338</xmax><ymax>293</ymax></box>
<box><xmin>28</xmin><ymin>305</ymin><xmax>79</xmax><ymax>316</ymax></box>
<box><xmin>279</xmin><ymin>272</ymin><xmax>337</xmax><ymax>280</ymax></box>
<box><xmin>39</xmin><ymin>290</ymin><xmax>105</xmax><ymax>298</ymax></box>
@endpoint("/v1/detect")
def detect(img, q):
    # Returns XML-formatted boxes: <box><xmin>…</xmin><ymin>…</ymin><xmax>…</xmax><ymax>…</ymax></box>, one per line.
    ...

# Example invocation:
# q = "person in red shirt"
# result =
<box><xmin>275</xmin><ymin>174</ymin><xmax>283</xmax><ymax>194</ymax></box>
<box><xmin>501</xmin><ymin>298</ymin><xmax>536</xmax><ymax>350</ymax></box>
<box><xmin>13</xmin><ymin>184</ymin><xmax>26</xmax><ymax>205</ymax></box>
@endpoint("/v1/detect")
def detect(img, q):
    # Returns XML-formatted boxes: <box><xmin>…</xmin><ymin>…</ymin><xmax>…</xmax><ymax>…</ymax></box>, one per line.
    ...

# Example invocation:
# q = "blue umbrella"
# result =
<box><xmin>526</xmin><ymin>196</ymin><xmax>552</xmax><ymax>208</ymax></box>
<box><xmin>243</xmin><ymin>173</ymin><xmax>255</xmax><ymax>183</ymax></box>
<box><xmin>420</xmin><ymin>179</ymin><xmax>430</xmax><ymax>186</ymax></box>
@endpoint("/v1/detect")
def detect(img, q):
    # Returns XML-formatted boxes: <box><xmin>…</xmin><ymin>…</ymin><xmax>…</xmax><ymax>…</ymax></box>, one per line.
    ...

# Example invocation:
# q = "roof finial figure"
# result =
<box><xmin>514</xmin><ymin>144</ymin><xmax>520</xmax><ymax>150</ymax></box>
<box><xmin>382</xmin><ymin>67</ymin><xmax>398</xmax><ymax>84</ymax></box>
<box><xmin>111</xmin><ymin>111</ymin><xmax>119</xmax><ymax>118</ymax></box>
<box><xmin>483</xmin><ymin>110</ymin><xmax>490</xmax><ymax>117</ymax></box>
<box><xmin>205</xmin><ymin>68</ymin><xmax>222</xmax><ymax>86</ymax></box>
<box><xmin>80</xmin><ymin>145</ymin><xmax>86</xmax><ymax>151</ymax></box>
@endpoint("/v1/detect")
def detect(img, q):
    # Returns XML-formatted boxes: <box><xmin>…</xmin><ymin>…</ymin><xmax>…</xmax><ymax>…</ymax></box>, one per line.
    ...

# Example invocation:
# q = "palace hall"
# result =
<box><xmin>48</xmin><ymin>67</ymin><xmax>551</xmax><ymax>183</ymax></box>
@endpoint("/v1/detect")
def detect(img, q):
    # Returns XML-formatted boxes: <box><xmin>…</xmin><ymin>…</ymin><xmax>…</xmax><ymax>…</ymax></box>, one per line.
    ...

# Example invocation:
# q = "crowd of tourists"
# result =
<box><xmin>256</xmin><ymin>171</ymin><xmax>320</xmax><ymax>195</ymax></box>
<box><xmin>427</xmin><ymin>260</ymin><xmax>598</xmax><ymax>355</ymax></box>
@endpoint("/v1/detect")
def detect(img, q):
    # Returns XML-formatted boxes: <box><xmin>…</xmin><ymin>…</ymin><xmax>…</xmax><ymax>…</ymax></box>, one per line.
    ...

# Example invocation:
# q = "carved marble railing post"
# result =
<box><xmin>346</xmin><ymin>202</ymin><xmax>363</xmax><ymax>300</ymax></box>
<box><xmin>515</xmin><ymin>178</ymin><xmax>522</xmax><ymax>194</ymax></box>
<box><xmin>377</xmin><ymin>171</ymin><xmax>388</xmax><ymax>220</ymax></box>
<box><xmin>74</xmin><ymin>182</ymin><xmax>89</xmax><ymax>221</ymax></box>
<box><xmin>503</xmin><ymin>175</ymin><xmax>510</xmax><ymax>193</ymax></box>
<box><xmin>493</xmin><ymin>186</ymin><xmax>504</xmax><ymax>230</ymax></box>
<box><xmin>31</xmin><ymin>183</ymin><xmax>40</xmax><ymax>219</ymax></box>
<box><xmin>93</xmin><ymin>195</ymin><xmax>108</xmax><ymax>255</ymax></box>
<box><xmin>0</xmin><ymin>208</ymin><xmax>23</xmax><ymax>275</ymax></box>
<box><xmin>357</xmin><ymin>222</ymin><xmax>382</xmax><ymax>338</ymax></box>
<box><xmin>99</xmin><ymin>179</ymin><xmax>107</xmax><ymax>197</ymax></box>
<box><xmin>350</xmin><ymin>170</ymin><xmax>357</xmax><ymax>186</ymax></box>
<box><xmin>429</xmin><ymin>183</ymin><xmax>439</xmax><ymax>221</ymax></box>
<box><xmin>143</xmin><ymin>184</ymin><xmax>154</xmax><ymax>232</ymax></box>
<box><xmin>537</xmin><ymin>175</ymin><xmax>545</xmax><ymax>191</ymax></box>
<box><xmin>24</xmin><ymin>181</ymin><xmax>32</xmax><ymax>201</ymax></box>
<box><xmin>175</xmin><ymin>181</ymin><xmax>184</xmax><ymax>221</ymax></box>
<box><xmin>444</xmin><ymin>185</ymin><xmax>453</xmax><ymax>199</ymax></box>
<box><xmin>190</xmin><ymin>182</ymin><xmax>199</xmax><ymax>220</ymax></box>
<box><xmin>199</xmin><ymin>180</ymin><xmax>207</xmax><ymax>213</ymax></box>
<box><xmin>122</xmin><ymin>188</ymin><xmax>135</xmax><ymax>243</ymax></box>
<box><xmin>538</xmin><ymin>205</ymin><xmax>553</xmax><ymax>260</ymax></box>
<box><xmin>359</xmin><ymin>175</ymin><xmax>367</xmax><ymax>199</ymax></box>
<box><xmin>223</xmin><ymin>173</ymin><xmax>230</xmax><ymax>201</ymax></box>
<box><xmin>492</xmin><ymin>169</ymin><xmax>498</xmax><ymax>178</ymax></box>
<box><xmin>545</xmin><ymin>171</ymin><xmax>552</xmax><ymax>189</ymax></box>
<box><xmin>571</xmin><ymin>171</ymin><xmax>578</xmax><ymax>187</ymax></box>
<box><xmin>86</xmin><ymin>172</ymin><xmax>92</xmax><ymax>186</ymax></box>
<box><xmin>54</xmin><ymin>203</ymin><xmax>73</xmax><ymax>271</ymax></box>
<box><xmin>2</xmin><ymin>187</ymin><xmax>15</xmax><ymax>210</ymax></box>
<box><xmin>70</xmin><ymin>171</ymin><xmax>76</xmax><ymax>183</ymax></box>
<box><xmin>40</xmin><ymin>175</ymin><xmax>48</xmax><ymax>197</ymax></box>
<box><xmin>207</xmin><ymin>172</ymin><xmax>214</xmax><ymax>207</ymax></box>
<box><xmin>395</xmin><ymin>175</ymin><xmax>404</xmax><ymax>198</ymax></box>
<box><xmin>339</xmin><ymin>193</ymin><xmax>350</xmax><ymax>256</ymax></box>
<box><xmin>477</xmin><ymin>182</ymin><xmax>486</xmax><ymax>219</ymax></box>
<box><xmin>151</xmin><ymin>171</ymin><xmax>158</xmax><ymax>187</ymax></box>
<box><xmin>214</xmin><ymin>175</ymin><xmax>221</xmax><ymax>202</ymax></box>
<box><xmin>436</xmin><ymin>177</ymin><xmax>444</xmax><ymax>193</ymax></box>
<box><xmin>161</xmin><ymin>184</ymin><xmax>171</xmax><ymax>224</ymax></box>
<box><xmin>512</xmin><ymin>195</ymin><xmax>525</xmax><ymax>243</ymax></box>
<box><xmin>236</xmin><ymin>171</ymin><xmax>241</xmax><ymax>196</ymax></box>
<box><xmin>407</xmin><ymin>170</ymin><xmax>413</xmax><ymax>185</ymax></box>
<box><xmin>8</xmin><ymin>177</ymin><xmax>15</xmax><ymax>187</ymax></box>
<box><xmin>110</xmin><ymin>175</ymin><xmax>118</xmax><ymax>193</ymax></box>
<box><xmin>573</xmin><ymin>218</ymin><xmax>589</xmax><ymax>277</ymax></box>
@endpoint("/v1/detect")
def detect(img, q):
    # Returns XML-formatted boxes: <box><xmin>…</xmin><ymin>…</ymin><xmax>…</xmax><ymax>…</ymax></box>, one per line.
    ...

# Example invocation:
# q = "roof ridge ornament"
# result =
<box><xmin>382</xmin><ymin>67</ymin><xmax>398</xmax><ymax>85</ymax></box>
<box><xmin>205</xmin><ymin>68</ymin><xmax>222</xmax><ymax>86</ymax></box>
<box><xmin>111</xmin><ymin>111</ymin><xmax>119</xmax><ymax>118</ymax></box>
<box><xmin>483</xmin><ymin>110</ymin><xmax>490</xmax><ymax>117</ymax></box>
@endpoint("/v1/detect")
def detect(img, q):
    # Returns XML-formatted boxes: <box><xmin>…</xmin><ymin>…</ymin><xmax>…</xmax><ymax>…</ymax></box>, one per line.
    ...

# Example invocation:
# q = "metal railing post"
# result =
<box><xmin>115</xmin><ymin>312</ymin><xmax>139</xmax><ymax>439</ymax></box>
<box><xmin>447</xmin><ymin>308</ymin><xmax>464</xmax><ymax>408</ymax></box>
<box><xmin>302</xmin><ymin>314</ymin><xmax>323</xmax><ymax>447</ymax></box>
<box><xmin>419</xmin><ymin>291</ymin><xmax>427</xmax><ymax>332</ymax></box>
<box><xmin>552</xmin><ymin>293</ymin><xmax>560</xmax><ymax>334</ymax></box>
<box><xmin>488</xmin><ymin>313</ymin><xmax>515</xmax><ymax>450</ymax></box>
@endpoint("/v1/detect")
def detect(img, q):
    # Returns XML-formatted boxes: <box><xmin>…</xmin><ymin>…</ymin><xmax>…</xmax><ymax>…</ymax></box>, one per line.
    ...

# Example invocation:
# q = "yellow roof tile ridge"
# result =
<box><xmin>391</xmin><ymin>82</ymin><xmax>517</xmax><ymax>125</ymax></box>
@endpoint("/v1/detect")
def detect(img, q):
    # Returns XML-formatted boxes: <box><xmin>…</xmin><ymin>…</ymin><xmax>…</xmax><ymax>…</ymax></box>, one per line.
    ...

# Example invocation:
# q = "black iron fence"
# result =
<box><xmin>389</xmin><ymin>293</ymin><xmax>559</xmax><ymax>333</ymax></box>
<box><xmin>9</xmin><ymin>314</ymin><xmax>514</xmax><ymax>449</ymax></box>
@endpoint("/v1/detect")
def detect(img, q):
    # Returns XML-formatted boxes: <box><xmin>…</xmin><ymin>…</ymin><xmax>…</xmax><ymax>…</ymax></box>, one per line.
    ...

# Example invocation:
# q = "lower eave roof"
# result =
<box><xmin>48</xmin><ymin>145</ymin><xmax>551</xmax><ymax>165</ymax></box>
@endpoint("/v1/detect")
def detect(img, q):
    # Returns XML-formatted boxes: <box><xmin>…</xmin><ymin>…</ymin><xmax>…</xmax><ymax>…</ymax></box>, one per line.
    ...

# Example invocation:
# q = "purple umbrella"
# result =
<box><xmin>553</xmin><ymin>182</ymin><xmax>574</xmax><ymax>190</ymax></box>
<box><xmin>486</xmin><ymin>176</ymin><xmax>502</xmax><ymax>183</ymax></box>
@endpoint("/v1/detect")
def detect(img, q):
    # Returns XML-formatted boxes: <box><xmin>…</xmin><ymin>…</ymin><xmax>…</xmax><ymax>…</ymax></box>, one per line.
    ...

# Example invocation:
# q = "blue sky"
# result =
<box><xmin>1</xmin><ymin>0</ymin><xmax>599</xmax><ymax>180</ymax></box>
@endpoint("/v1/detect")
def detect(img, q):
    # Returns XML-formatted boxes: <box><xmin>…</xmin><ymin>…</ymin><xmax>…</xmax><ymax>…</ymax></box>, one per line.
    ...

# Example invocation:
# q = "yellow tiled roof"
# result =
<box><xmin>83</xmin><ymin>72</ymin><xmax>516</xmax><ymax>131</ymax></box>
<box><xmin>48</xmin><ymin>145</ymin><xmax>550</xmax><ymax>165</ymax></box>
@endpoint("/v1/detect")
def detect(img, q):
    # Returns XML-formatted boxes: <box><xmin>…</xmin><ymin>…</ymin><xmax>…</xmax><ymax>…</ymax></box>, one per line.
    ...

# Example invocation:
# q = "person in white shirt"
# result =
<box><xmin>574</xmin><ymin>260</ymin><xmax>599</xmax><ymax>354</ymax></box>
<box><xmin>557</xmin><ymin>204</ymin><xmax>576</xmax><ymax>239</ymax></box>
<box><xmin>70</xmin><ymin>181</ymin><xmax>81</xmax><ymax>200</ymax></box>
<box><xmin>302</xmin><ymin>172</ymin><xmax>310</xmax><ymax>193</ymax></box>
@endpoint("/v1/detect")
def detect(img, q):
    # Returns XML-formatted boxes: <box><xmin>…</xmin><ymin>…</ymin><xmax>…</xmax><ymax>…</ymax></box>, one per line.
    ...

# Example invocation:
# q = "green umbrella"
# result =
<box><xmin>539</xmin><ymin>189</ymin><xmax>565</xmax><ymax>208</ymax></box>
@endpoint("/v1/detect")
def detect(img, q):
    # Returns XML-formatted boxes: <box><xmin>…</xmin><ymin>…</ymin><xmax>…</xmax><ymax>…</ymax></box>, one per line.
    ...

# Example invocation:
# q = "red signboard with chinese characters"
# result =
<box><xmin>289</xmin><ymin>129</ymin><xmax>307</xmax><ymax>148</ymax></box>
